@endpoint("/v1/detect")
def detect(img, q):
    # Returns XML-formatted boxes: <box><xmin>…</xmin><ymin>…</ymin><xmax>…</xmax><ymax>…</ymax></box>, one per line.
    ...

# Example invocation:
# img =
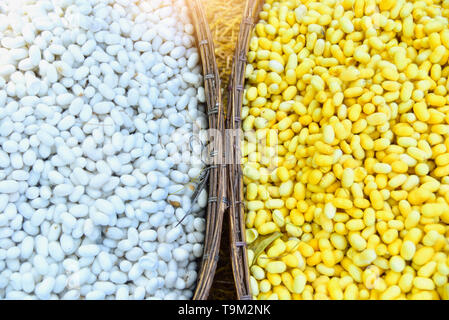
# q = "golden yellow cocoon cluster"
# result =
<box><xmin>242</xmin><ymin>0</ymin><xmax>449</xmax><ymax>300</ymax></box>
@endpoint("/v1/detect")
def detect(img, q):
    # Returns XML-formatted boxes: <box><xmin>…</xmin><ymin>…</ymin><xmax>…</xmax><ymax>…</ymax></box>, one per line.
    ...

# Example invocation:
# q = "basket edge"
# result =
<box><xmin>188</xmin><ymin>0</ymin><xmax>227</xmax><ymax>301</ymax></box>
<box><xmin>227</xmin><ymin>0</ymin><xmax>265</xmax><ymax>301</ymax></box>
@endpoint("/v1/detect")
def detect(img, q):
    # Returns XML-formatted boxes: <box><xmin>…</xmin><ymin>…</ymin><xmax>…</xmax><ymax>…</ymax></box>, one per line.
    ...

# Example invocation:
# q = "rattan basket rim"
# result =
<box><xmin>227</xmin><ymin>0</ymin><xmax>265</xmax><ymax>301</ymax></box>
<box><xmin>188</xmin><ymin>0</ymin><xmax>227</xmax><ymax>301</ymax></box>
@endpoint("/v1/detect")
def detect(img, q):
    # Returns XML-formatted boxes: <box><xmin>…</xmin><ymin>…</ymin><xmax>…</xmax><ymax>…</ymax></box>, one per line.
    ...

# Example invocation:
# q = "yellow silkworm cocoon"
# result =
<box><xmin>373</xmin><ymin>163</ymin><xmax>392</xmax><ymax>174</ymax></box>
<box><xmin>353</xmin><ymin>249</ymin><xmax>377</xmax><ymax>267</ymax></box>
<box><xmin>400</xmin><ymin>240</ymin><xmax>416</xmax><ymax>261</ymax></box>
<box><xmin>348</xmin><ymin>233</ymin><xmax>367</xmax><ymax>251</ymax></box>
<box><xmin>413</xmin><ymin>277</ymin><xmax>435</xmax><ymax>291</ymax></box>
<box><xmin>333</xmin><ymin>198</ymin><xmax>353</xmax><ymax>210</ymax></box>
<box><xmin>259</xmin><ymin>279</ymin><xmax>271</xmax><ymax>293</ymax></box>
<box><xmin>366</xmin><ymin>112</ymin><xmax>388</xmax><ymax>126</ymax></box>
<box><xmin>246</xmin><ymin>228</ymin><xmax>259</xmax><ymax>244</ymax></box>
<box><xmin>422</xmin><ymin>203</ymin><xmax>448</xmax><ymax>218</ymax></box>
<box><xmin>323</xmin><ymin>125</ymin><xmax>335</xmax><ymax>144</ymax></box>
<box><xmin>251</xmin><ymin>265</ymin><xmax>266</xmax><ymax>280</ymax></box>
<box><xmin>266</xmin><ymin>261</ymin><xmax>287</xmax><ymax>274</ymax></box>
<box><xmin>246</xmin><ymin>183</ymin><xmax>258</xmax><ymax>200</ymax></box>
<box><xmin>413</xmin><ymin>247</ymin><xmax>435</xmax><ymax>266</ymax></box>
<box><xmin>390</xmin><ymin>256</ymin><xmax>406</xmax><ymax>273</ymax></box>
<box><xmin>247</xmin><ymin>200</ymin><xmax>264</xmax><ymax>211</ymax></box>
<box><xmin>417</xmin><ymin>261</ymin><xmax>437</xmax><ymax>278</ymax></box>
<box><xmin>258</xmin><ymin>222</ymin><xmax>279</xmax><ymax>235</ymax></box>
<box><xmin>267</xmin><ymin>241</ymin><xmax>286</xmax><ymax>258</ymax></box>
<box><xmin>292</xmin><ymin>273</ymin><xmax>307</xmax><ymax>294</ymax></box>
<box><xmin>276</xmin><ymin>166</ymin><xmax>290</xmax><ymax>182</ymax></box>
<box><xmin>315</xmin><ymin>154</ymin><xmax>334</xmax><ymax>167</ymax></box>
<box><xmin>250</xmin><ymin>276</ymin><xmax>259</xmax><ymax>296</ymax></box>
<box><xmin>265</xmin><ymin>199</ymin><xmax>284</xmax><ymax>210</ymax></box>
<box><xmin>324</xmin><ymin>202</ymin><xmax>336</xmax><ymax>219</ymax></box>
<box><xmin>243</xmin><ymin>165</ymin><xmax>260</xmax><ymax>181</ymax></box>
<box><xmin>380</xmin><ymin>285</ymin><xmax>401</xmax><ymax>300</ymax></box>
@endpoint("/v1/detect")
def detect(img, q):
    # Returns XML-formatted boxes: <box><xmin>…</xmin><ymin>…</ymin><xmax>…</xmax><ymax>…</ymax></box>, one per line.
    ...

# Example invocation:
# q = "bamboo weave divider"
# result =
<box><xmin>227</xmin><ymin>0</ymin><xmax>265</xmax><ymax>300</ymax></box>
<box><xmin>188</xmin><ymin>0</ymin><xmax>227</xmax><ymax>300</ymax></box>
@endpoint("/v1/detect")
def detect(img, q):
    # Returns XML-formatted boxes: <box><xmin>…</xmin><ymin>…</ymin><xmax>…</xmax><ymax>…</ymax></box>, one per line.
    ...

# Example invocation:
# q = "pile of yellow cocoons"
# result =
<box><xmin>242</xmin><ymin>0</ymin><xmax>449</xmax><ymax>300</ymax></box>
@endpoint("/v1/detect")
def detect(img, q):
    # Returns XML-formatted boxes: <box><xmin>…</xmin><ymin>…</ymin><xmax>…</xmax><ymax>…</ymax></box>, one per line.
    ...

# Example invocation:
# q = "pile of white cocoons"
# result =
<box><xmin>0</xmin><ymin>0</ymin><xmax>209</xmax><ymax>300</ymax></box>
